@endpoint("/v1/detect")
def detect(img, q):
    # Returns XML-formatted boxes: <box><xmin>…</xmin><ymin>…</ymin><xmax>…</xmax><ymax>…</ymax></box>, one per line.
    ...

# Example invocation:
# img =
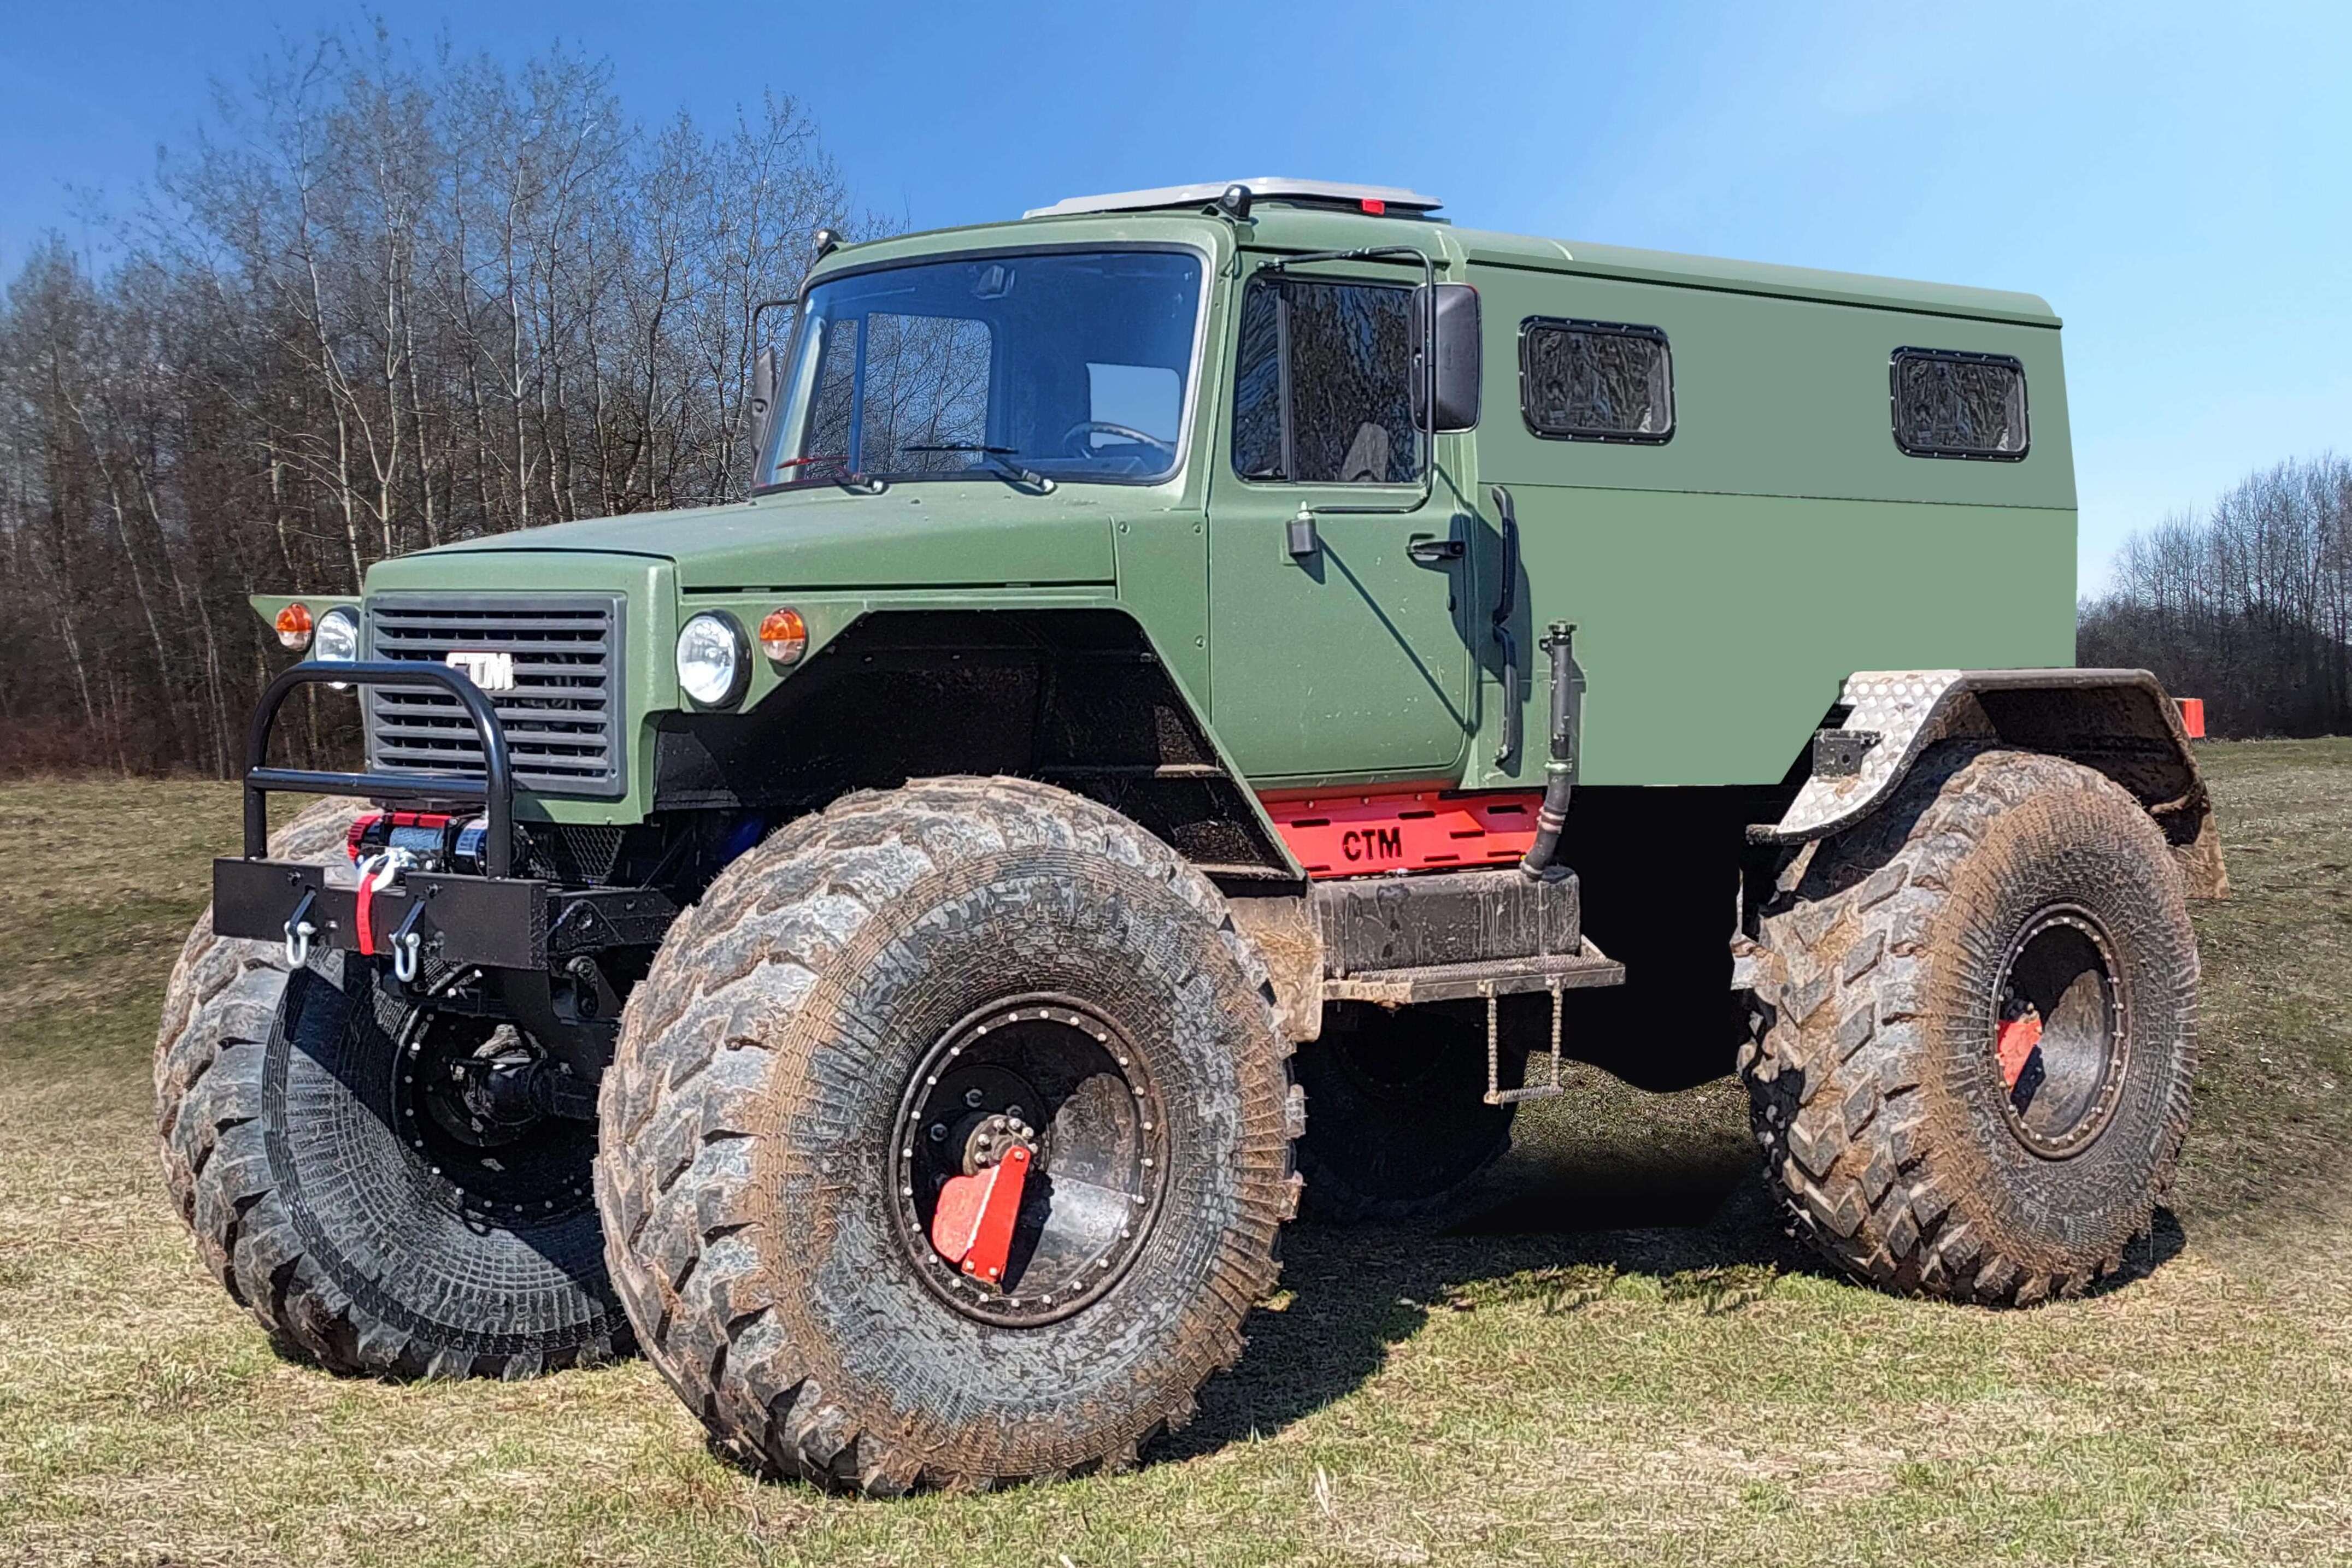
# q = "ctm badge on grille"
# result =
<box><xmin>444</xmin><ymin>650</ymin><xmax>516</xmax><ymax>692</ymax></box>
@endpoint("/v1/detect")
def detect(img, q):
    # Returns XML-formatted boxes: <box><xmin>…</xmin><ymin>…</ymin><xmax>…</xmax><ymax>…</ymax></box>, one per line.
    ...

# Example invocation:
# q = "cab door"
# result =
<box><xmin>1204</xmin><ymin>263</ymin><xmax>1472</xmax><ymax>783</ymax></box>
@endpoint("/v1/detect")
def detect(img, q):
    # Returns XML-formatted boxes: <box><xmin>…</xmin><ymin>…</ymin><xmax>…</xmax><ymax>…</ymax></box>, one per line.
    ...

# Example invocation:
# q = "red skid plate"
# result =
<box><xmin>929</xmin><ymin>1145</ymin><xmax>1031</xmax><ymax>1286</ymax></box>
<box><xmin>1261</xmin><ymin>789</ymin><xmax>1544</xmax><ymax>878</ymax></box>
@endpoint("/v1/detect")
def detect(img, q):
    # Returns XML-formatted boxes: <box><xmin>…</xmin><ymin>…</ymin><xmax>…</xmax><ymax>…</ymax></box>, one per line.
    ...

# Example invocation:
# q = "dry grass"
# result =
<box><xmin>2</xmin><ymin>747</ymin><xmax>2349</xmax><ymax>1567</ymax></box>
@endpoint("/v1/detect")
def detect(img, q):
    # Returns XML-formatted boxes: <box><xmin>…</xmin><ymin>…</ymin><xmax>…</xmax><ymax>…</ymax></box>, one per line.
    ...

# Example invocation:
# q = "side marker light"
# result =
<box><xmin>758</xmin><ymin>607</ymin><xmax>808</xmax><ymax>666</ymax></box>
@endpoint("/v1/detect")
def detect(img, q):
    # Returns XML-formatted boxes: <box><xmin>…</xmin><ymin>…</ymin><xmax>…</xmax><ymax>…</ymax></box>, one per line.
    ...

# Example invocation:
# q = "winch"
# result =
<box><xmin>344</xmin><ymin>810</ymin><xmax>490</xmax><ymax>875</ymax></box>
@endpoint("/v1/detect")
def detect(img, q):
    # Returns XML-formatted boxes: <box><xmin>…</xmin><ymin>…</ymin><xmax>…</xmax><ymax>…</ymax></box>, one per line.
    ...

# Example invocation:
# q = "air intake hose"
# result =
<box><xmin>1519</xmin><ymin>621</ymin><xmax>1578</xmax><ymax>882</ymax></box>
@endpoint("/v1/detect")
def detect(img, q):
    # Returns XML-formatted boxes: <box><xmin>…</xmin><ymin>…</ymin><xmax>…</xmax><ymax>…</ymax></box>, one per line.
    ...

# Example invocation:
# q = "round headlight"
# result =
<box><xmin>676</xmin><ymin>612</ymin><xmax>749</xmax><ymax>707</ymax></box>
<box><xmin>313</xmin><ymin>606</ymin><xmax>360</xmax><ymax>664</ymax></box>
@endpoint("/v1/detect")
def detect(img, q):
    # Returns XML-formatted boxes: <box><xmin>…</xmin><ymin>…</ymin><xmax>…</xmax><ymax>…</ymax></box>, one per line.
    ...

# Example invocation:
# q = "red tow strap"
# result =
<box><xmin>928</xmin><ymin>1145</ymin><xmax>1031</xmax><ymax>1286</ymax></box>
<box><xmin>353</xmin><ymin>859</ymin><xmax>381</xmax><ymax>956</ymax></box>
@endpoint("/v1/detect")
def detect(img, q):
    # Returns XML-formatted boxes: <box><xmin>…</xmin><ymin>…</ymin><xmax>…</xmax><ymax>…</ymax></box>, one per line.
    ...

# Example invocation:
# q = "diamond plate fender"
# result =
<box><xmin>1751</xmin><ymin>667</ymin><xmax>2227</xmax><ymax>898</ymax></box>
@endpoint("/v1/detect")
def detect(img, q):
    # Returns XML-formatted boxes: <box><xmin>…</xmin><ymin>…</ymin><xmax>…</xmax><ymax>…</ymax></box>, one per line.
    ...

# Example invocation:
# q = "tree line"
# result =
<box><xmin>4</xmin><ymin>26</ymin><xmax>2344</xmax><ymax>775</ymax></box>
<box><xmin>0</xmin><ymin>29</ymin><xmax>859</xmax><ymax>773</ymax></box>
<box><xmin>2077</xmin><ymin>453</ymin><xmax>2352</xmax><ymax>738</ymax></box>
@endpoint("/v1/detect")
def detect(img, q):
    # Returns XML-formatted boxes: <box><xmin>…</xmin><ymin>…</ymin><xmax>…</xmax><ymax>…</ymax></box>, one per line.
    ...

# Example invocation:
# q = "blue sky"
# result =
<box><xmin>4</xmin><ymin>1</ymin><xmax>2346</xmax><ymax>591</ymax></box>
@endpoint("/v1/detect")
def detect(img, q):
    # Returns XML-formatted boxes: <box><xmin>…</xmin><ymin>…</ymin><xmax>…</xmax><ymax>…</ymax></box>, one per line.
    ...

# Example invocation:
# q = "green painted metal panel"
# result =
<box><xmin>1191</xmin><ymin>244</ymin><xmax>1475</xmax><ymax>782</ymax></box>
<box><xmin>1477</xmin><ymin>490</ymin><xmax>2076</xmax><ymax>788</ymax></box>
<box><xmin>248</xmin><ymin>592</ymin><xmax>356</xmax><ymax>628</ymax></box>
<box><xmin>397</xmin><ymin>491</ymin><xmax>1116</xmax><ymax>591</ymax></box>
<box><xmin>1465</xmin><ymin>262</ymin><xmax>2074</xmax><ymax>513</ymax></box>
<box><xmin>363</xmin><ymin>551</ymin><xmax>677</xmax><ymax>824</ymax></box>
<box><xmin>284</xmin><ymin>198</ymin><xmax>2080</xmax><ymax>828</ymax></box>
<box><xmin>1452</xmin><ymin>260</ymin><xmax>2074</xmax><ymax>788</ymax></box>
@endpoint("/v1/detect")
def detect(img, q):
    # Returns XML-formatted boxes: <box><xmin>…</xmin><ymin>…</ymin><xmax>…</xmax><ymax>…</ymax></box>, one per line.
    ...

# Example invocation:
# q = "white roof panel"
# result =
<box><xmin>1024</xmin><ymin>178</ymin><xmax>1442</xmax><ymax>220</ymax></box>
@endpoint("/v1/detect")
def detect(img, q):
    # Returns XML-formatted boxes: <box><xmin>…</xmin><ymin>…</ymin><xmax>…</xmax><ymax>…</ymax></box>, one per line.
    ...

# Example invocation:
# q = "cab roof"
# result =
<box><xmin>1024</xmin><ymin>177</ymin><xmax>1443</xmax><ymax>219</ymax></box>
<box><xmin>808</xmin><ymin>182</ymin><xmax>2059</xmax><ymax>329</ymax></box>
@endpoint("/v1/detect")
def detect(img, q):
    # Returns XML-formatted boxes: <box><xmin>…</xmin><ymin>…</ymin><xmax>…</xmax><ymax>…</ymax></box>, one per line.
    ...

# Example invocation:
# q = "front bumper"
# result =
<box><xmin>210</xmin><ymin>857</ymin><xmax>674</xmax><ymax>973</ymax></box>
<box><xmin>215</xmin><ymin>658</ymin><xmax>674</xmax><ymax>975</ymax></box>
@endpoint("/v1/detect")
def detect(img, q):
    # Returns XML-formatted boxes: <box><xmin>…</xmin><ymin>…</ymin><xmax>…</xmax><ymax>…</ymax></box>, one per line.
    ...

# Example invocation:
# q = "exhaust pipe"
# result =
<box><xmin>1519</xmin><ymin>621</ymin><xmax>1578</xmax><ymax>882</ymax></box>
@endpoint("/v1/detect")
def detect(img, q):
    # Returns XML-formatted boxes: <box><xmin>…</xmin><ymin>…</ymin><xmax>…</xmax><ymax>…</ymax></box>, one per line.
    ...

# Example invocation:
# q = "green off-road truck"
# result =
<box><xmin>161</xmin><ymin>178</ymin><xmax>2225</xmax><ymax>1493</ymax></box>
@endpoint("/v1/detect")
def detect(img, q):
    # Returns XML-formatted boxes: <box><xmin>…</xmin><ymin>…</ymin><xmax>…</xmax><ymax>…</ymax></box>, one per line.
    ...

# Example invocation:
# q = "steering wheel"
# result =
<box><xmin>1060</xmin><ymin>420</ymin><xmax>1177</xmax><ymax>461</ymax></box>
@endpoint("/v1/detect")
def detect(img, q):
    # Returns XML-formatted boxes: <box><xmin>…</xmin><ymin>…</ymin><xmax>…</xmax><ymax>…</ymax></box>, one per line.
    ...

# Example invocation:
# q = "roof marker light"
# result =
<box><xmin>1360</xmin><ymin>197</ymin><xmax>1386</xmax><ymax>215</ymax></box>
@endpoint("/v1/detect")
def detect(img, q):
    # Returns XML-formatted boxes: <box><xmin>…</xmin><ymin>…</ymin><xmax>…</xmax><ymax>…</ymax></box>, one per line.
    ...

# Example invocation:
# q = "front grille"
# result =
<box><xmin>365</xmin><ymin>593</ymin><xmax>626</xmax><ymax>797</ymax></box>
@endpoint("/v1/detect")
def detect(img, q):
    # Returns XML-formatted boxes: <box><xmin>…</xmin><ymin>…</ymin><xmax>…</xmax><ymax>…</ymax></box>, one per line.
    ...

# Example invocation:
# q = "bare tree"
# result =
<box><xmin>0</xmin><ymin>24</ymin><xmax>861</xmax><ymax>775</ymax></box>
<box><xmin>2080</xmin><ymin>453</ymin><xmax>2352</xmax><ymax>736</ymax></box>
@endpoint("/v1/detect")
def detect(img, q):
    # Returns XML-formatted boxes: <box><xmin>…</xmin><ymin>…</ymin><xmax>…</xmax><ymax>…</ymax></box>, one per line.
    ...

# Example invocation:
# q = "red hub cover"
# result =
<box><xmin>928</xmin><ymin>1143</ymin><xmax>1031</xmax><ymax>1286</ymax></box>
<box><xmin>1996</xmin><ymin>1007</ymin><xmax>2044</xmax><ymax>1090</ymax></box>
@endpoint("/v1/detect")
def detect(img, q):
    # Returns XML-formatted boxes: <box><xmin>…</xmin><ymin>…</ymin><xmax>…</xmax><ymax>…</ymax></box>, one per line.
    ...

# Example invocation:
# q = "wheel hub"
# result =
<box><xmin>1990</xmin><ymin>906</ymin><xmax>2130</xmax><ymax>1158</ymax></box>
<box><xmin>396</xmin><ymin>1009</ymin><xmax>596</xmax><ymax>1217</ymax></box>
<box><xmin>889</xmin><ymin>996</ymin><xmax>1167</xmax><ymax>1327</ymax></box>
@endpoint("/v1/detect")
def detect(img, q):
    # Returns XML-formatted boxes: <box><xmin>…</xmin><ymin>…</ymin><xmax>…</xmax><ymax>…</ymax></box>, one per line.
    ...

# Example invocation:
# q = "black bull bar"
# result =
<box><xmin>211</xmin><ymin>661</ymin><xmax>671</xmax><ymax>976</ymax></box>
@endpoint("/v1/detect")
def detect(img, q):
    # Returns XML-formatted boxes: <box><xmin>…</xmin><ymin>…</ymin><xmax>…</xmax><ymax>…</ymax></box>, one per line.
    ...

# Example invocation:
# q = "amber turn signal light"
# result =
<box><xmin>757</xmin><ymin>607</ymin><xmax>808</xmax><ymax>666</ymax></box>
<box><xmin>275</xmin><ymin>602</ymin><xmax>315</xmax><ymax>651</ymax></box>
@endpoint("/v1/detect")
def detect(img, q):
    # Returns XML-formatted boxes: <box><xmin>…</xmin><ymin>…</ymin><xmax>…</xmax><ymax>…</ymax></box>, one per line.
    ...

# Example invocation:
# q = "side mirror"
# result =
<box><xmin>1411</xmin><ymin>282</ymin><xmax>1482</xmax><ymax>433</ymax></box>
<box><xmin>747</xmin><ymin>345</ymin><xmax>780</xmax><ymax>461</ymax></box>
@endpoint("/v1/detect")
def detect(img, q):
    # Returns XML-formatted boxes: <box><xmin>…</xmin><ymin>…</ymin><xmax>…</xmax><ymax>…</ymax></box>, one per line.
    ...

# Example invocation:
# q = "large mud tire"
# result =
<box><xmin>1295</xmin><ymin>1000</ymin><xmax>1518</xmax><ymax>1227</ymax></box>
<box><xmin>598</xmin><ymin>777</ymin><xmax>1296</xmax><ymax>1493</ymax></box>
<box><xmin>1742</xmin><ymin>745</ymin><xmax>2198</xmax><ymax>1305</ymax></box>
<box><xmin>154</xmin><ymin>798</ymin><xmax>626</xmax><ymax>1376</ymax></box>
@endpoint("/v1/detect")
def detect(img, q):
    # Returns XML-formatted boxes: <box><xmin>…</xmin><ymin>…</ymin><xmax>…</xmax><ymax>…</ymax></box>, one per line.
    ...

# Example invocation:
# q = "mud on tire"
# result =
<box><xmin>1741</xmin><ymin>745</ymin><xmax>2198</xmax><ymax>1305</ymax></box>
<box><xmin>597</xmin><ymin>777</ymin><xmax>1297</xmax><ymax>1493</ymax></box>
<box><xmin>154</xmin><ymin>798</ymin><xmax>627</xmax><ymax>1377</ymax></box>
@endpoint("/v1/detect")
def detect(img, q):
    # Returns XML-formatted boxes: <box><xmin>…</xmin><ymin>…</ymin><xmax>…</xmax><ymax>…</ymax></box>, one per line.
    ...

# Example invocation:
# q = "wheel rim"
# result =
<box><xmin>889</xmin><ymin>995</ymin><xmax>1168</xmax><ymax>1327</ymax></box>
<box><xmin>394</xmin><ymin>1004</ymin><xmax>596</xmax><ymax>1219</ymax></box>
<box><xmin>1989</xmin><ymin>906</ymin><xmax>2130</xmax><ymax>1158</ymax></box>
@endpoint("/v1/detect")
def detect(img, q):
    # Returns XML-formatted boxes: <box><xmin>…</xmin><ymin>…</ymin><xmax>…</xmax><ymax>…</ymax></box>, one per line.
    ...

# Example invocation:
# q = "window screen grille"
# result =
<box><xmin>1890</xmin><ymin>347</ymin><xmax>2028</xmax><ymax>459</ymax></box>
<box><xmin>1518</xmin><ymin>319</ymin><xmax>1673</xmax><ymax>443</ymax></box>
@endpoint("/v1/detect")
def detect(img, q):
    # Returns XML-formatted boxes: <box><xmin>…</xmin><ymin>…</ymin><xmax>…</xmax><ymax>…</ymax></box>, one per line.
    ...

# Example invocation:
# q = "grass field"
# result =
<box><xmin>3</xmin><ymin>744</ymin><xmax>2349</xmax><ymax>1567</ymax></box>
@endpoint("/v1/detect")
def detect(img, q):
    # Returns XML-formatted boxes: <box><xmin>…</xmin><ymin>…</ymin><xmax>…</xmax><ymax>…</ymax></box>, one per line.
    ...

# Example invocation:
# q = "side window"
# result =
<box><xmin>1890</xmin><ymin>347</ymin><xmax>2028</xmax><ymax>459</ymax></box>
<box><xmin>1086</xmin><ymin>362</ymin><xmax>1181</xmax><ymax>449</ymax></box>
<box><xmin>1518</xmin><ymin>319</ymin><xmax>1673</xmax><ymax>443</ymax></box>
<box><xmin>1232</xmin><ymin>273</ymin><xmax>1422</xmax><ymax>484</ymax></box>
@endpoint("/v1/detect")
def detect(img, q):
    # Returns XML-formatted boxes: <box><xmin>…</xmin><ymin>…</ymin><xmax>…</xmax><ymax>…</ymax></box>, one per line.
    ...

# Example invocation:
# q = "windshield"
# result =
<box><xmin>761</xmin><ymin>249</ymin><xmax>1203</xmax><ymax>490</ymax></box>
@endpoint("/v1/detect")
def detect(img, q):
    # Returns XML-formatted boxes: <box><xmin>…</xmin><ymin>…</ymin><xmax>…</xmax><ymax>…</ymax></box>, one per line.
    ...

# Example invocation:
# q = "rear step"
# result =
<box><xmin>1310</xmin><ymin>865</ymin><xmax>1624</xmax><ymax>1002</ymax></box>
<box><xmin>1306</xmin><ymin>865</ymin><xmax>1625</xmax><ymax>1101</ymax></box>
<box><xmin>1320</xmin><ymin>947</ymin><xmax>1622</xmax><ymax>1005</ymax></box>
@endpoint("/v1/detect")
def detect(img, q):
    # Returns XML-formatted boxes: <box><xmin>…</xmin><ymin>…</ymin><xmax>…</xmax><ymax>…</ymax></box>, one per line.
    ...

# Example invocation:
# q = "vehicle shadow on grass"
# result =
<box><xmin>1160</xmin><ymin>1134</ymin><xmax>1791</xmax><ymax>1463</ymax></box>
<box><xmin>1160</xmin><ymin>1133</ymin><xmax>2187</xmax><ymax>1465</ymax></box>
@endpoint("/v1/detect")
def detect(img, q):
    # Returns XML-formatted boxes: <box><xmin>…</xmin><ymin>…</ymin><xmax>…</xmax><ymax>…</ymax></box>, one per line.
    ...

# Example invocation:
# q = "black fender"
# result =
<box><xmin>1750</xmin><ymin>668</ymin><xmax>2227</xmax><ymax>899</ymax></box>
<box><xmin>645</xmin><ymin>606</ymin><xmax>1302</xmax><ymax>883</ymax></box>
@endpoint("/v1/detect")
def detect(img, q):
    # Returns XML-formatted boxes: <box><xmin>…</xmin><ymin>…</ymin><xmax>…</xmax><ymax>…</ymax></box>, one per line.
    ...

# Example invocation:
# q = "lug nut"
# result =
<box><xmin>964</xmin><ymin>1088</ymin><xmax>985</xmax><ymax>1108</ymax></box>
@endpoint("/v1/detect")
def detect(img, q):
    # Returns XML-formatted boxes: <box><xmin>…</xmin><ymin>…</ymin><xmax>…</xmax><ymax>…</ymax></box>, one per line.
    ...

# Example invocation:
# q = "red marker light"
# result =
<box><xmin>758</xmin><ymin>606</ymin><xmax>808</xmax><ymax>666</ymax></box>
<box><xmin>275</xmin><ymin>602</ymin><xmax>314</xmax><ymax>651</ymax></box>
<box><xmin>1361</xmin><ymin>197</ymin><xmax>1386</xmax><ymax>216</ymax></box>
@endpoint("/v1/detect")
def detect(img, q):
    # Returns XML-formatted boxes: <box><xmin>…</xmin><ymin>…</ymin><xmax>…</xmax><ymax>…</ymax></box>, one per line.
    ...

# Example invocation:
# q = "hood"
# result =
<box><xmin>399</xmin><ymin>485</ymin><xmax>1120</xmax><ymax>591</ymax></box>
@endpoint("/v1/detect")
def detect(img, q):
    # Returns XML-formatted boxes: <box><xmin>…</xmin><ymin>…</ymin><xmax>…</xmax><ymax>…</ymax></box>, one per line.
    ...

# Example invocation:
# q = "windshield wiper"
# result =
<box><xmin>767</xmin><ymin>453</ymin><xmax>885</xmax><ymax>494</ymax></box>
<box><xmin>899</xmin><ymin>443</ymin><xmax>1055</xmax><ymax>492</ymax></box>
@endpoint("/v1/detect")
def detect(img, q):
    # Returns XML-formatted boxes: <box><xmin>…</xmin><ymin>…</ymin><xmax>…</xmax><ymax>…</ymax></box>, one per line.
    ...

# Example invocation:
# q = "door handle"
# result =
<box><xmin>1407</xmin><ymin>533</ymin><xmax>1464</xmax><ymax>564</ymax></box>
<box><xmin>1490</xmin><ymin>485</ymin><xmax>1522</xmax><ymax>768</ymax></box>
